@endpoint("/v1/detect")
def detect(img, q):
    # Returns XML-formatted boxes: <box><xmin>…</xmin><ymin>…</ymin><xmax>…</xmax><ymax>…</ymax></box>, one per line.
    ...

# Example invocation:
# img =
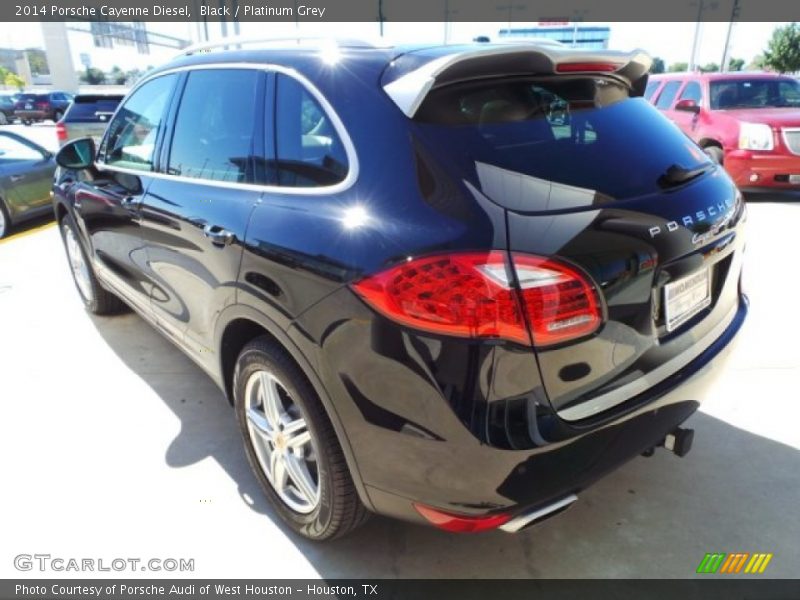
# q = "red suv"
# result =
<box><xmin>647</xmin><ymin>72</ymin><xmax>800</xmax><ymax>192</ymax></box>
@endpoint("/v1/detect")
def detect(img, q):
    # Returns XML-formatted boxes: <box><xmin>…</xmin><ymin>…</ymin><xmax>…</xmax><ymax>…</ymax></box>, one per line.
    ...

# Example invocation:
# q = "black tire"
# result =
<box><xmin>704</xmin><ymin>145</ymin><xmax>724</xmax><ymax>165</ymax></box>
<box><xmin>53</xmin><ymin>110</ymin><xmax>63</xmax><ymax>123</ymax></box>
<box><xmin>0</xmin><ymin>112</ymin><xmax>8</xmax><ymax>125</ymax></box>
<box><xmin>58</xmin><ymin>213</ymin><xmax>127</xmax><ymax>315</ymax></box>
<box><xmin>22</xmin><ymin>119</ymin><xmax>31</xmax><ymax>126</ymax></box>
<box><xmin>0</xmin><ymin>199</ymin><xmax>11</xmax><ymax>239</ymax></box>
<box><xmin>233</xmin><ymin>337</ymin><xmax>369</xmax><ymax>540</ymax></box>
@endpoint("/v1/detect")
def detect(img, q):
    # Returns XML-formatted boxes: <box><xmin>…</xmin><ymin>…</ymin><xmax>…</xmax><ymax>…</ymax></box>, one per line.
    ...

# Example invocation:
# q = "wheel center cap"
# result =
<box><xmin>274</xmin><ymin>433</ymin><xmax>287</xmax><ymax>451</ymax></box>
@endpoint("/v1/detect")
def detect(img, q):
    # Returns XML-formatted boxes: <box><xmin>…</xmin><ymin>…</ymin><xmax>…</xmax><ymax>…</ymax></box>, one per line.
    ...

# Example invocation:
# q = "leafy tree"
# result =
<box><xmin>727</xmin><ymin>57</ymin><xmax>745</xmax><ymax>71</ymax></box>
<box><xmin>649</xmin><ymin>57</ymin><xmax>666</xmax><ymax>74</ymax></box>
<box><xmin>110</xmin><ymin>66</ymin><xmax>127</xmax><ymax>85</ymax></box>
<box><xmin>4</xmin><ymin>71</ymin><xmax>26</xmax><ymax>90</ymax></box>
<box><xmin>748</xmin><ymin>54</ymin><xmax>766</xmax><ymax>70</ymax></box>
<box><xmin>80</xmin><ymin>67</ymin><xmax>106</xmax><ymax>85</ymax></box>
<box><xmin>762</xmin><ymin>22</ymin><xmax>800</xmax><ymax>73</ymax></box>
<box><xmin>25</xmin><ymin>49</ymin><xmax>48</xmax><ymax>75</ymax></box>
<box><xmin>668</xmin><ymin>62</ymin><xmax>689</xmax><ymax>72</ymax></box>
<box><xmin>700</xmin><ymin>62</ymin><xmax>720</xmax><ymax>73</ymax></box>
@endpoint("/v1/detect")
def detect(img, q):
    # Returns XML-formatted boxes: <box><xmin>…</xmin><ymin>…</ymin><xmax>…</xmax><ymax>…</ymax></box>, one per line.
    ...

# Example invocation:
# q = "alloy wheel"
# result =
<box><xmin>63</xmin><ymin>224</ymin><xmax>94</xmax><ymax>303</ymax></box>
<box><xmin>244</xmin><ymin>370</ymin><xmax>320</xmax><ymax>514</ymax></box>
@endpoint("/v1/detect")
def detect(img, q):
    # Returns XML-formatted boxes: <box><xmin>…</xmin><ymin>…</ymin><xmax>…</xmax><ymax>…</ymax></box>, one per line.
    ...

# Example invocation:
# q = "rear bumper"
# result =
<box><xmin>725</xmin><ymin>149</ymin><xmax>800</xmax><ymax>189</ymax></box>
<box><xmin>14</xmin><ymin>110</ymin><xmax>50</xmax><ymax>120</ymax></box>
<box><xmin>364</xmin><ymin>294</ymin><xmax>748</xmax><ymax>527</ymax></box>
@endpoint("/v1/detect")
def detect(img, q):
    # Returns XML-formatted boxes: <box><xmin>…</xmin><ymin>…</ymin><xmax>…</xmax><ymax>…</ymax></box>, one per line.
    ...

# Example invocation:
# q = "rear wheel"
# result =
<box><xmin>0</xmin><ymin>112</ymin><xmax>8</xmax><ymax>125</ymax></box>
<box><xmin>53</xmin><ymin>110</ymin><xmax>63</xmax><ymax>122</ymax></box>
<box><xmin>233</xmin><ymin>337</ymin><xmax>369</xmax><ymax>540</ymax></box>
<box><xmin>0</xmin><ymin>199</ymin><xmax>10</xmax><ymax>239</ymax></box>
<box><xmin>22</xmin><ymin>119</ymin><xmax>31</xmax><ymax>126</ymax></box>
<box><xmin>704</xmin><ymin>145</ymin><xmax>724</xmax><ymax>165</ymax></box>
<box><xmin>59</xmin><ymin>214</ymin><xmax>126</xmax><ymax>315</ymax></box>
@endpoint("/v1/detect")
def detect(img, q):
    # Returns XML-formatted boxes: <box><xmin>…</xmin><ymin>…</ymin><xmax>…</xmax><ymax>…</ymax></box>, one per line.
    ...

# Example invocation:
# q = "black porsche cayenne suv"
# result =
<box><xmin>53</xmin><ymin>39</ymin><xmax>747</xmax><ymax>540</ymax></box>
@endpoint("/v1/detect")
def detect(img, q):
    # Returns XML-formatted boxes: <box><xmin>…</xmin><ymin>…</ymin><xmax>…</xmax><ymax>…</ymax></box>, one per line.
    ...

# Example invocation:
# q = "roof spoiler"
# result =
<box><xmin>383</xmin><ymin>45</ymin><xmax>653</xmax><ymax>118</ymax></box>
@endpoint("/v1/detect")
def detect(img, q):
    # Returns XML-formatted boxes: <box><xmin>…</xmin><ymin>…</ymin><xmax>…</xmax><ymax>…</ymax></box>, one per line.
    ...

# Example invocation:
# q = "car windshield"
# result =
<box><xmin>710</xmin><ymin>78</ymin><xmax>800</xmax><ymax>109</ymax></box>
<box><xmin>415</xmin><ymin>76</ymin><xmax>710</xmax><ymax>203</ymax></box>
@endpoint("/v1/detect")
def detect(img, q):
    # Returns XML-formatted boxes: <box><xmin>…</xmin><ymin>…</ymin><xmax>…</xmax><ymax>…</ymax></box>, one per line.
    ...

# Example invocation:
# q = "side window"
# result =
<box><xmin>678</xmin><ymin>81</ymin><xmax>702</xmax><ymax>104</ymax></box>
<box><xmin>644</xmin><ymin>81</ymin><xmax>661</xmax><ymax>101</ymax></box>
<box><xmin>101</xmin><ymin>74</ymin><xmax>176</xmax><ymax>172</ymax></box>
<box><xmin>655</xmin><ymin>81</ymin><xmax>682</xmax><ymax>110</ymax></box>
<box><xmin>168</xmin><ymin>69</ymin><xmax>261</xmax><ymax>183</ymax></box>
<box><xmin>274</xmin><ymin>74</ymin><xmax>349</xmax><ymax>187</ymax></box>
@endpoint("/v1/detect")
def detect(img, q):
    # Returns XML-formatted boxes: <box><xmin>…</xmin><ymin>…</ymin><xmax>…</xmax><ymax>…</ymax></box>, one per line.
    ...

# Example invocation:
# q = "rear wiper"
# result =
<box><xmin>657</xmin><ymin>163</ymin><xmax>713</xmax><ymax>189</ymax></box>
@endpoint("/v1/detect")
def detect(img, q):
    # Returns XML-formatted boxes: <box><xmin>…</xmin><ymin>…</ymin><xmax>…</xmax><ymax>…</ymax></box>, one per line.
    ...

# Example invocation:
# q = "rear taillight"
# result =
<box><xmin>413</xmin><ymin>503</ymin><xmax>511</xmax><ymax>533</ymax></box>
<box><xmin>55</xmin><ymin>123</ymin><xmax>67</xmax><ymax>141</ymax></box>
<box><xmin>352</xmin><ymin>251</ymin><xmax>601</xmax><ymax>347</ymax></box>
<box><xmin>35</xmin><ymin>101</ymin><xmax>49</xmax><ymax>109</ymax></box>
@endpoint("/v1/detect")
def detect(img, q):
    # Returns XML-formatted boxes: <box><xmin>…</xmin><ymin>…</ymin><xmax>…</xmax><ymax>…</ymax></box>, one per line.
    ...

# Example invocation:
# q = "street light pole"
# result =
<box><xmin>689</xmin><ymin>0</ymin><xmax>704</xmax><ymax>71</ymax></box>
<box><xmin>720</xmin><ymin>0</ymin><xmax>740</xmax><ymax>72</ymax></box>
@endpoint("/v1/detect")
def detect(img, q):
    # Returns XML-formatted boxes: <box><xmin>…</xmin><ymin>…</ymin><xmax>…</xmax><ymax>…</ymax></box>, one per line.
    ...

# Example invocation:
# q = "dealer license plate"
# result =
<box><xmin>788</xmin><ymin>174</ymin><xmax>800</xmax><ymax>184</ymax></box>
<box><xmin>25</xmin><ymin>103</ymin><xmax>32</xmax><ymax>109</ymax></box>
<box><xmin>664</xmin><ymin>268</ymin><xmax>711</xmax><ymax>332</ymax></box>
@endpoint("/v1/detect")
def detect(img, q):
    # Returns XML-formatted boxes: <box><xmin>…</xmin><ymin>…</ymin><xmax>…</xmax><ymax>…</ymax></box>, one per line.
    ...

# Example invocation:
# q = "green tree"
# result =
<box><xmin>80</xmin><ymin>67</ymin><xmax>106</xmax><ymax>85</ymax></box>
<box><xmin>649</xmin><ymin>57</ymin><xmax>666</xmax><ymax>74</ymax></box>
<box><xmin>25</xmin><ymin>49</ymin><xmax>48</xmax><ymax>75</ymax></box>
<box><xmin>727</xmin><ymin>57</ymin><xmax>745</xmax><ymax>71</ymax></box>
<box><xmin>110</xmin><ymin>65</ymin><xmax>127</xmax><ymax>85</ymax></box>
<box><xmin>4</xmin><ymin>71</ymin><xmax>26</xmax><ymax>90</ymax></box>
<box><xmin>762</xmin><ymin>22</ymin><xmax>800</xmax><ymax>73</ymax></box>
<box><xmin>699</xmin><ymin>62</ymin><xmax>720</xmax><ymax>73</ymax></box>
<box><xmin>668</xmin><ymin>62</ymin><xmax>689</xmax><ymax>72</ymax></box>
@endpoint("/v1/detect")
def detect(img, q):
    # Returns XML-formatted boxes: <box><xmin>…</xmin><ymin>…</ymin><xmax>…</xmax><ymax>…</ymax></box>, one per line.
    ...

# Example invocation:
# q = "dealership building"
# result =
<box><xmin>498</xmin><ymin>24</ymin><xmax>611</xmax><ymax>49</ymax></box>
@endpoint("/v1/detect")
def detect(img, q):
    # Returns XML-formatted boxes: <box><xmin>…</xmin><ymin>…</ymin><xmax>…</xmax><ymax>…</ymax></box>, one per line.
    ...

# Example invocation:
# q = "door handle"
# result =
<box><xmin>203</xmin><ymin>224</ymin><xmax>235</xmax><ymax>246</ymax></box>
<box><xmin>120</xmin><ymin>196</ymin><xmax>140</xmax><ymax>212</ymax></box>
<box><xmin>9</xmin><ymin>174</ymin><xmax>24</xmax><ymax>183</ymax></box>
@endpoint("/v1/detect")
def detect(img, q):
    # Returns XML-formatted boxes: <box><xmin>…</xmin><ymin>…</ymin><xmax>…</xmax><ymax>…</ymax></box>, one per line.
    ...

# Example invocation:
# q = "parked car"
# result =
<box><xmin>648</xmin><ymin>72</ymin><xmax>800</xmax><ymax>192</ymax></box>
<box><xmin>0</xmin><ymin>93</ymin><xmax>21</xmax><ymax>125</ymax></box>
<box><xmin>14</xmin><ymin>91</ymin><xmax>74</xmax><ymax>125</ymax></box>
<box><xmin>0</xmin><ymin>131</ymin><xmax>56</xmax><ymax>238</ymax></box>
<box><xmin>52</xmin><ymin>39</ymin><xmax>748</xmax><ymax>540</ymax></box>
<box><xmin>56</xmin><ymin>94</ymin><xmax>124</xmax><ymax>147</ymax></box>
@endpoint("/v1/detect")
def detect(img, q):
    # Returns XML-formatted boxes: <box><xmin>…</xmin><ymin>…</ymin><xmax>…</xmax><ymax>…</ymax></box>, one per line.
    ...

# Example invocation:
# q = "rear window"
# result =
<box><xmin>414</xmin><ymin>76</ymin><xmax>710</xmax><ymax>204</ymax></box>
<box><xmin>64</xmin><ymin>96</ymin><xmax>123</xmax><ymax>123</ymax></box>
<box><xmin>17</xmin><ymin>94</ymin><xmax>43</xmax><ymax>102</ymax></box>
<box><xmin>654</xmin><ymin>81</ymin><xmax>681</xmax><ymax>109</ymax></box>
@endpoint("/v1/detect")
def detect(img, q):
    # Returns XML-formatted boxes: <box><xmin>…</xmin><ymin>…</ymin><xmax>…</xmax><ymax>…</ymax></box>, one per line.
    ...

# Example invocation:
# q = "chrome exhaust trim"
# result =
<box><xmin>499</xmin><ymin>494</ymin><xmax>578</xmax><ymax>533</ymax></box>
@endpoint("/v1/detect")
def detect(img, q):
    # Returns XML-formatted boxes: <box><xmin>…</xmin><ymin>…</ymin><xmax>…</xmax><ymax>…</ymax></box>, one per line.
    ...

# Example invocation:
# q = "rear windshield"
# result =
<box><xmin>414</xmin><ymin>76</ymin><xmax>710</xmax><ymax>204</ymax></box>
<box><xmin>65</xmin><ymin>96</ymin><xmax>123</xmax><ymax>122</ymax></box>
<box><xmin>17</xmin><ymin>94</ymin><xmax>43</xmax><ymax>102</ymax></box>
<box><xmin>710</xmin><ymin>78</ymin><xmax>800</xmax><ymax>109</ymax></box>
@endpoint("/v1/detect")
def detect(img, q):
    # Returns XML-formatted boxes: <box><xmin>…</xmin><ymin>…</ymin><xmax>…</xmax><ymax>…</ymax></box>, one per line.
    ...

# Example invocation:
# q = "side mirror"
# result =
<box><xmin>675</xmin><ymin>99</ymin><xmax>701</xmax><ymax>114</ymax></box>
<box><xmin>56</xmin><ymin>137</ymin><xmax>95</xmax><ymax>170</ymax></box>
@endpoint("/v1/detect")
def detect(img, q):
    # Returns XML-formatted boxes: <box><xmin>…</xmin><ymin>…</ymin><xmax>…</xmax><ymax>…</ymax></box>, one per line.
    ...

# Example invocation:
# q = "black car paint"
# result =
<box><xmin>53</xmin><ymin>45</ymin><xmax>747</xmax><ymax>527</ymax></box>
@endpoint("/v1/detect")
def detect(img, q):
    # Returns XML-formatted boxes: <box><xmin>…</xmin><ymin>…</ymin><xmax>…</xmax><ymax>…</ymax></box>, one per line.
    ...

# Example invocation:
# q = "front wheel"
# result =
<box><xmin>59</xmin><ymin>214</ymin><xmax>126</xmax><ymax>315</ymax></box>
<box><xmin>704</xmin><ymin>145</ymin><xmax>724</xmax><ymax>165</ymax></box>
<box><xmin>233</xmin><ymin>337</ymin><xmax>369</xmax><ymax>540</ymax></box>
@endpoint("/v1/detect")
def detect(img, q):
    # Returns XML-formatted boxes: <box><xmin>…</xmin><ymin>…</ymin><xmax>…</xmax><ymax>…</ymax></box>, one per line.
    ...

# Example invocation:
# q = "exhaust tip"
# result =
<box><xmin>499</xmin><ymin>494</ymin><xmax>578</xmax><ymax>533</ymax></box>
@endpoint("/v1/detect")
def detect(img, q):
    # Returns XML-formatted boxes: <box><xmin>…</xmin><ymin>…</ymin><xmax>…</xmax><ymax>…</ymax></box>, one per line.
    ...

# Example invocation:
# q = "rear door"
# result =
<box><xmin>414</xmin><ymin>75</ymin><xmax>746</xmax><ymax>420</ymax></box>
<box><xmin>139</xmin><ymin>67</ymin><xmax>264</xmax><ymax>371</ymax></box>
<box><xmin>0</xmin><ymin>132</ymin><xmax>53</xmax><ymax>216</ymax></box>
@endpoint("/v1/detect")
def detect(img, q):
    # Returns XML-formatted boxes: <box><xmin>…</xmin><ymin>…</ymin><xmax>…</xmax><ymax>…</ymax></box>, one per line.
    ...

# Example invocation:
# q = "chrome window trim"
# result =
<box><xmin>781</xmin><ymin>127</ymin><xmax>800</xmax><ymax>156</ymax></box>
<box><xmin>95</xmin><ymin>61</ymin><xmax>359</xmax><ymax>196</ymax></box>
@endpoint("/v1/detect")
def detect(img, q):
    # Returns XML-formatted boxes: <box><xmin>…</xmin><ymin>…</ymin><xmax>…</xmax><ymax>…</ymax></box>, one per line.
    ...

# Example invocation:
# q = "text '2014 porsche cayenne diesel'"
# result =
<box><xmin>52</xmin><ymin>38</ymin><xmax>747</xmax><ymax>540</ymax></box>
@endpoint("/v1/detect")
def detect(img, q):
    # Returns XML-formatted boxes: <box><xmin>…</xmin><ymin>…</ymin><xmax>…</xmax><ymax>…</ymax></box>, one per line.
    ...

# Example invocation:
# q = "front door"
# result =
<box><xmin>84</xmin><ymin>72</ymin><xmax>179</xmax><ymax>313</ymax></box>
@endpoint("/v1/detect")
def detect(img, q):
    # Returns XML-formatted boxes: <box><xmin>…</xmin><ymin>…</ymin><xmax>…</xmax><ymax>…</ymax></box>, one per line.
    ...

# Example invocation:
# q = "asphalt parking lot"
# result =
<box><xmin>1</xmin><ymin>124</ymin><xmax>799</xmax><ymax>579</ymax></box>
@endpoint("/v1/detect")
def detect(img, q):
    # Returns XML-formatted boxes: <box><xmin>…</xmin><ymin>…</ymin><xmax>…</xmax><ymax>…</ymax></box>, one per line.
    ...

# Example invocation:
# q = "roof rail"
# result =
<box><xmin>178</xmin><ymin>34</ymin><xmax>388</xmax><ymax>57</ymax></box>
